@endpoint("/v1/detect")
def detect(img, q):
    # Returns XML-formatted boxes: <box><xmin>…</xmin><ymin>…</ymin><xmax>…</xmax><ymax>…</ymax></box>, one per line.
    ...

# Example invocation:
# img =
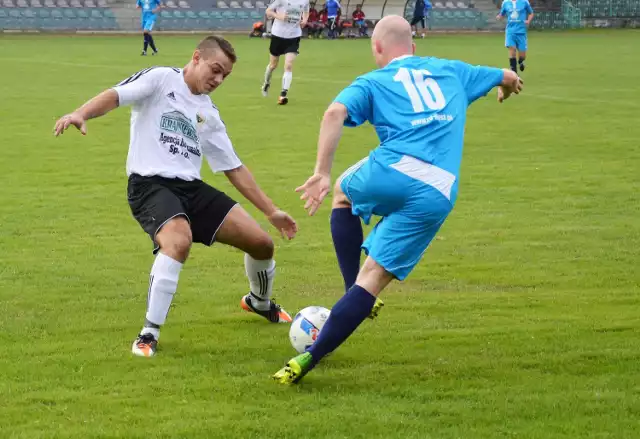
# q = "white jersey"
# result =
<box><xmin>268</xmin><ymin>0</ymin><xmax>310</xmax><ymax>39</ymax></box>
<box><xmin>112</xmin><ymin>66</ymin><xmax>242</xmax><ymax>182</ymax></box>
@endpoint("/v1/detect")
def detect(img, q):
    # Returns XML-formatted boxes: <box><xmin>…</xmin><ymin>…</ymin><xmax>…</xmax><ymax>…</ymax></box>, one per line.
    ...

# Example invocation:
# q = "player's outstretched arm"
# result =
<box><xmin>266</xmin><ymin>2</ymin><xmax>287</xmax><ymax>22</ymax></box>
<box><xmin>53</xmin><ymin>89</ymin><xmax>119</xmax><ymax>136</ymax></box>
<box><xmin>224</xmin><ymin>165</ymin><xmax>298</xmax><ymax>239</ymax></box>
<box><xmin>296</xmin><ymin>102</ymin><xmax>347</xmax><ymax>216</ymax></box>
<box><xmin>497</xmin><ymin>69</ymin><xmax>524</xmax><ymax>103</ymax></box>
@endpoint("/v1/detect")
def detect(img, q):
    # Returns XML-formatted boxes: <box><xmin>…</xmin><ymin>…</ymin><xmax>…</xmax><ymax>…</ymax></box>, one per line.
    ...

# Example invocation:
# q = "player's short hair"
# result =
<box><xmin>197</xmin><ymin>35</ymin><xmax>237</xmax><ymax>64</ymax></box>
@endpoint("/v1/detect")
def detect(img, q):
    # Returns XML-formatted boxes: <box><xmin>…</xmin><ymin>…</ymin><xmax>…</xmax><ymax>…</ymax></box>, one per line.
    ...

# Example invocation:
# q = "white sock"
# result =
<box><xmin>264</xmin><ymin>64</ymin><xmax>275</xmax><ymax>84</ymax></box>
<box><xmin>282</xmin><ymin>71</ymin><xmax>292</xmax><ymax>91</ymax></box>
<box><xmin>145</xmin><ymin>252</ymin><xmax>183</xmax><ymax>329</ymax></box>
<box><xmin>244</xmin><ymin>254</ymin><xmax>275</xmax><ymax>311</ymax></box>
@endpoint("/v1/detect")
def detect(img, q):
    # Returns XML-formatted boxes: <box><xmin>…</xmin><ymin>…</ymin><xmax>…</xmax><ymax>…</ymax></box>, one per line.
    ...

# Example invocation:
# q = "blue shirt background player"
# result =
<box><xmin>137</xmin><ymin>0</ymin><xmax>163</xmax><ymax>55</ymax></box>
<box><xmin>324</xmin><ymin>0</ymin><xmax>341</xmax><ymax>39</ymax></box>
<box><xmin>497</xmin><ymin>0</ymin><xmax>534</xmax><ymax>72</ymax></box>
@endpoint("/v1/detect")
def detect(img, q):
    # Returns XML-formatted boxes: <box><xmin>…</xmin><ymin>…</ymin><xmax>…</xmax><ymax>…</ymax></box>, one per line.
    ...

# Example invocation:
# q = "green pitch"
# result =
<box><xmin>0</xmin><ymin>30</ymin><xmax>638</xmax><ymax>438</ymax></box>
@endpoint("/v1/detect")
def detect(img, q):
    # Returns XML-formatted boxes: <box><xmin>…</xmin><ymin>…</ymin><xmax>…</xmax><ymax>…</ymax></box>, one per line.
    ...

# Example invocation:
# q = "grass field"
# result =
<box><xmin>1</xmin><ymin>30</ymin><xmax>639</xmax><ymax>438</ymax></box>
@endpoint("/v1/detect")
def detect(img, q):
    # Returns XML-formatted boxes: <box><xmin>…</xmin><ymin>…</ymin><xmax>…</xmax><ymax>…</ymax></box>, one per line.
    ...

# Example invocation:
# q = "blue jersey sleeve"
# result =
<box><xmin>450</xmin><ymin>61</ymin><xmax>504</xmax><ymax>104</ymax></box>
<box><xmin>333</xmin><ymin>78</ymin><xmax>372</xmax><ymax>127</ymax></box>
<box><xmin>499</xmin><ymin>1</ymin><xmax>507</xmax><ymax>16</ymax></box>
<box><xmin>525</xmin><ymin>0</ymin><xmax>533</xmax><ymax>14</ymax></box>
<box><xmin>136</xmin><ymin>0</ymin><xmax>142</xmax><ymax>7</ymax></box>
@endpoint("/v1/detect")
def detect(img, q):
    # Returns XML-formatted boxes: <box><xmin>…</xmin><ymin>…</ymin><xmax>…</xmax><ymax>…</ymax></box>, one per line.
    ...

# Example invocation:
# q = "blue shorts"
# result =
<box><xmin>142</xmin><ymin>15</ymin><xmax>156</xmax><ymax>31</ymax></box>
<box><xmin>505</xmin><ymin>32</ymin><xmax>527</xmax><ymax>51</ymax></box>
<box><xmin>339</xmin><ymin>152</ymin><xmax>454</xmax><ymax>281</ymax></box>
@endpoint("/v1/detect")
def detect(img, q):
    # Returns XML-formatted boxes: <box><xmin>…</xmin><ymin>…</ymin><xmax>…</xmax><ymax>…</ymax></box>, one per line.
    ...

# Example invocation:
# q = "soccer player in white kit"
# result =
<box><xmin>262</xmin><ymin>0</ymin><xmax>310</xmax><ymax>105</ymax></box>
<box><xmin>53</xmin><ymin>36</ymin><xmax>298</xmax><ymax>358</ymax></box>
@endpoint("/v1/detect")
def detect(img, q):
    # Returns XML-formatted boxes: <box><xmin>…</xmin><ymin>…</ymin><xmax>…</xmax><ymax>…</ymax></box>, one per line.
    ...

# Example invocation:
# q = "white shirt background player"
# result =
<box><xmin>262</xmin><ymin>0</ymin><xmax>310</xmax><ymax>105</ymax></box>
<box><xmin>53</xmin><ymin>36</ymin><xmax>298</xmax><ymax>358</ymax></box>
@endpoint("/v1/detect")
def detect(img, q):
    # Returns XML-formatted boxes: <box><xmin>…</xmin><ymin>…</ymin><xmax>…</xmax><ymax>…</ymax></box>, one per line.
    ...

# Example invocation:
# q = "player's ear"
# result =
<box><xmin>411</xmin><ymin>42</ymin><xmax>416</xmax><ymax>55</ymax></box>
<box><xmin>192</xmin><ymin>49</ymin><xmax>201</xmax><ymax>64</ymax></box>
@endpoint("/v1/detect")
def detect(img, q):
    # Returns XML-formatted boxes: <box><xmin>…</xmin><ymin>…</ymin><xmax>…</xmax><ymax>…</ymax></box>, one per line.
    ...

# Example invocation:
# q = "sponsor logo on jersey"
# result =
<box><xmin>160</xmin><ymin>110</ymin><xmax>199</xmax><ymax>143</ymax></box>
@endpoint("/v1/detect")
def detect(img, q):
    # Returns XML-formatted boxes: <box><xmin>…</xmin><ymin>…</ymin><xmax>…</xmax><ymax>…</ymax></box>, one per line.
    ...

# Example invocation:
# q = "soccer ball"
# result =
<box><xmin>289</xmin><ymin>306</ymin><xmax>331</xmax><ymax>354</ymax></box>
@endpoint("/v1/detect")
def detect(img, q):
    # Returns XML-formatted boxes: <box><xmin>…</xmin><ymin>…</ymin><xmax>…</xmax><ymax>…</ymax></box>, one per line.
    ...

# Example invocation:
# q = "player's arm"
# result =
<box><xmin>152</xmin><ymin>0</ymin><xmax>163</xmax><ymax>13</ymax></box>
<box><xmin>496</xmin><ymin>0</ymin><xmax>506</xmax><ymax>20</ymax></box>
<box><xmin>451</xmin><ymin>61</ymin><xmax>522</xmax><ymax>104</ymax></box>
<box><xmin>497</xmin><ymin>69</ymin><xmax>523</xmax><ymax>103</ymax></box>
<box><xmin>266</xmin><ymin>0</ymin><xmax>286</xmax><ymax>21</ymax></box>
<box><xmin>297</xmin><ymin>80</ymin><xmax>370</xmax><ymax>215</ymax></box>
<box><xmin>301</xmin><ymin>3</ymin><xmax>310</xmax><ymax>26</ymax></box>
<box><xmin>53</xmin><ymin>89</ymin><xmax>118</xmax><ymax>136</ymax></box>
<box><xmin>525</xmin><ymin>1</ymin><xmax>534</xmax><ymax>25</ymax></box>
<box><xmin>203</xmin><ymin>122</ymin><xmax>297</xmax><ymax>239</ymax></box>
<box><xmin>53</xmin><ymin>67</ymin><xmax>164</xmax><ymax>136</ymax></box>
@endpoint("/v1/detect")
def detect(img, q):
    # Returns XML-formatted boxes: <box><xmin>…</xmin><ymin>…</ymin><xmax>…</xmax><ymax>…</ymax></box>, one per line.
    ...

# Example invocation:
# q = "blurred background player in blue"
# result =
<box><xmin>497</xmin><ymin>0</ymin><xmax>534</xmax><ymax>72</ymax></box>
<box><xmin>325</xmin><ymin>0</ymin><xmax>341</xmax><ymax>39</ymax></box>
<box><xmin>273</xmin><ymin>14</ymin><xmax>524</xmax><ymax>385</ymax></box>
<box><xmin>410</xmin><ymin>0</ymin><xmax>432</xmax><ymax>38</ymax></box>
<box><xmin>137</xmin><ymin>0</ymin><xmax>162</xmax><ymax>56</ymax></box>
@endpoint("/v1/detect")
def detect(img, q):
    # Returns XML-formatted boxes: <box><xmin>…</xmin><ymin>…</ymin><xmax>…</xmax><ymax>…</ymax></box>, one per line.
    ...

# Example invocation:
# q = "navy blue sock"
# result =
<box><xmin>509</xmin><ymin>57</ymin><xmax>517</xmax><ymax>73</ymax></box>
<box><xmin>148</xmin><ymin>34</ymin><xmax>157</xmax><ymax>52</ymax></box>
<box><xmin>518</xmin><ymin>56</ymin><xmax>525</xmax><ymax>65</ymax></box>
<box><xmin>330</xmin><ymin>208</ymin><xmax>363</xmax><ymax>291</ymax></box>
<box><xmin>307</xmin><ymin>284</ymin><xmax>376</xmax><ymax>364</ymax></box>
<box><xmin>143</xmin><ymin>33</ymin><xmax>149</xmax><ymax>52</ymax></box>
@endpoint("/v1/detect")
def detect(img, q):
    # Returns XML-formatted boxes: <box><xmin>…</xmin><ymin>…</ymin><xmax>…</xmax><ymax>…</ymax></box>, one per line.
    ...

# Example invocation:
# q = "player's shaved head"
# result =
<box><xmin>196</xmin><ymin>35</ymin><xmax>237</xmax><ymax>64</ymax></box>
<box><xmin>370</xmin><ymin>15</ymin><xmax>415</xmax><ymax>68</ymax></box>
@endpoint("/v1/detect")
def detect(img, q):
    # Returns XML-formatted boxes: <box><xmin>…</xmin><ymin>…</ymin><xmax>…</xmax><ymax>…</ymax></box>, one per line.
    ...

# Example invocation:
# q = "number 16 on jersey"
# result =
<box><xmin>394</xmin><ymin>68</ymin><xmax>447</xmax><ymax>113</ymax></box>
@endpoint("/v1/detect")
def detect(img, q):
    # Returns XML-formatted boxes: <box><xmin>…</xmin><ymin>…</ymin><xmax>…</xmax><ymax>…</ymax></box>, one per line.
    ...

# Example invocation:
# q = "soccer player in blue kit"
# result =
<box><xmin>272</xmin><ymin>15</ymin><xmax>524</xmax><ymax>384</ymax></box>
<box><xmin>137</xmin><ymin>0</ymin><xmax>163</xmax><ymax>56</ymax></box>
<box><xmin>497</xmin><ymin>0</ymin><xmax>534</xmax><ymax>73</ymax></box>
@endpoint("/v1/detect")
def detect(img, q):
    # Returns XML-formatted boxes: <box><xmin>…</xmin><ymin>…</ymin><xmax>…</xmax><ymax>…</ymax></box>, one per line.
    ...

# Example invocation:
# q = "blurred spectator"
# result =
<box><xmin>306</xmin><ymin>2</ymin><xmax>323</xmax><ymax>38</ymax></box>
<box><xmin>352</xmin><ymin>4</ymin><xmax>368</xmax><ymax>37</ymax></box>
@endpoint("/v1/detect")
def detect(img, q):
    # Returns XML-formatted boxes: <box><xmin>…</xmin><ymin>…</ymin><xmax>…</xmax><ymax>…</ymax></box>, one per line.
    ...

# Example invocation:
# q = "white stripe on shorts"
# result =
<box><xmin>389</xmin><ymin>155</ymin><xmax>456</xmax><ymax>200</ymax></box>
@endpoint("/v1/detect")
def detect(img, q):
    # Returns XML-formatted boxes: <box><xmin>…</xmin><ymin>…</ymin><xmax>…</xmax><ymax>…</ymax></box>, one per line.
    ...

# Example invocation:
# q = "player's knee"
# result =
<box><xmin>247</xmin><ymin>232</ymin><xmax>274</xmax><ymax>260</ymax></box>
<box><xmin>284</xmin><ymin>63</ymin><xmax>293</xmax><ymax>72</ymax></box>
<box><xmin>269</xmin><ymin>59</ymin><xmax>279</xmax><ymax>70</ymax></box>
<box><xmin>157</xmin><ymin>217</ymin><xmax>192</xmax><ymax>260</ymax></box>
<box><xmin>332</xmin><ymin>182</ymin><xmax>350</xmax><ymax>209</ymax></box>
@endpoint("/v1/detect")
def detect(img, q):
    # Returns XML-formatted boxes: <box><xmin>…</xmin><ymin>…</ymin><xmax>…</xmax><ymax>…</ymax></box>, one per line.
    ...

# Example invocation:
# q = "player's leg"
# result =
<box><xmin>182</xmin><ymin>179</ymin><xmax>290</xmax><ymax>323</ymax></box>
<box><xmin>146</xmin><ymin>17</ymin><xmax>158</xmax><ymax>55</ymax></box>
<box><xmin>141</xmin><ymin>28</ymin><xmax>149</xmax><ymax>55</ymax></box>
<box><xmin>263</xmin><ymin>42</ymin><xmax>280</xmax><ymax>96</ymax></box>
<box><xmin>330</xmin><ymin>158</ymin><xmax>368</xmax><ymax>292</ymax></box>
<box><xmin>214</xmin><ymin>206</ymin><xmax>292</xmax><ymax>323</ymax></box>
<box><xmin>273</xmin><ymin>170</ymin><xmax>453</xmax><ymax>384</ymax></box>
<box><xmin>127</xmin><ymin>175</ymin><xmax>192</xmax><ymax>357</ymax></box>
<box><xmin>517</xmin><ymin>35</ymin><xmax>527</xmax><ymax>71</ymax></box>
<box><xmin>278</xmin><ymin>48</ymin><xmax>298</xmax><ymax>105</ymax></box>
<box><xmin>506</xmin><ymin>33</ymin><xmax>517</xmax><ymax>73</ymax></box>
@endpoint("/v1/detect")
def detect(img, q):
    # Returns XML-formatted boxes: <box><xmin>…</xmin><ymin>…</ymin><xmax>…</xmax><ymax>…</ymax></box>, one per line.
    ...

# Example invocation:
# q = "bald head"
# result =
<box><xmin>372</xmin><ymin>15</ymin><xmax>413</xmax><ymax>48</ymax></box>
<box><xmin>370</xmin><ymin>15</ymin><xmax>415</xmax><ymax>67</ymax></box>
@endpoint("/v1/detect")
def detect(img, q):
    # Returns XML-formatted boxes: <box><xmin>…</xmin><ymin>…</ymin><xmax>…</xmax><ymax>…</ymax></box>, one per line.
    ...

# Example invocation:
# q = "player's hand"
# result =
<box><xmin>53</xmin><ymin>112</ymin><xmax>87</xmax><ymax>136</ymax></box>
<box><xmin>268</xmin><ymin>210</ymin><xmax>298</xmax><ymax>240</ymax></box>
<box><xmin>300</xmin><ymin>20</ymin><xmax>307</xmax><ymax>27</ymax></box>
<box><xmin>277</xmin><ymin>12</ymin><xmax>287</xmax><ymax>21</ymax></box>
<box><xmin>295</xmin><ymin>173</ymin><xmax>331</xmax><ymax>216</ymax></box>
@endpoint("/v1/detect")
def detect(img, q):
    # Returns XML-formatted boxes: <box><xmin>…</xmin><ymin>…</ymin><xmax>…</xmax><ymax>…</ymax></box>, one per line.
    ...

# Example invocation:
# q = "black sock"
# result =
<box><xmin>509</xmin><ymin>57</ymin><xmax>517</xmax><ymax>73</ymax></box>
<box><xmin>148</xmin><ymin>34</ymin><xmax>157</xmax><ymax>52</ymax></box>
<box><xmin>518</xmin><ymin>56</ymin><xmax>525</xmax><ymax>65</ymax></box>
<box><xmin>143</xmin><ymin>33</ymin><xmax>149</xmax><ymax>52</ymax></box>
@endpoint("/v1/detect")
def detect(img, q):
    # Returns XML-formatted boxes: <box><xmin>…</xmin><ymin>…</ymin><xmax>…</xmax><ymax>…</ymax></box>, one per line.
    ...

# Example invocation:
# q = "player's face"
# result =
<box><xmin>194</xmin><ymin>49</ymin><xmax>234</xmax><ymax>94</ymax></box>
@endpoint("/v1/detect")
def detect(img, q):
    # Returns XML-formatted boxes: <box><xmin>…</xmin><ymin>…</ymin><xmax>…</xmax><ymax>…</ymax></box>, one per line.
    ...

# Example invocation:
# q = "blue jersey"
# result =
<box><xmin>138</xmin><ymin>0</ymin><xmax>161</xmax><ymax>18</ymax></box>
<box><xmin>500</xmin><ymin>0</ymin><xmax>533</xmax><ymax>34</ymax></box>
<box><xmin>333</xmin><ymin>55</ymin><xmax>503</xmax><ymax>195</ymax></box>
<box><xmin>326</xmin><ymin>0</ymin><xmax>341</xmax><ymax>18</ymax></box>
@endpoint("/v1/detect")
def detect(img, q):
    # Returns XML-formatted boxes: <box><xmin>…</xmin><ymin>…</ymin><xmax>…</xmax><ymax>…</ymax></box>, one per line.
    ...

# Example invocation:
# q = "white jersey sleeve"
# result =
<box><xmin>112</xmin><ymin>67</ymin><xmax>172</xmax><ymax>107</ymax></box>
<box><xmin>201</xmin><ymin>106</ymin><xmax>242</xmax><ymax>173</ymax></box>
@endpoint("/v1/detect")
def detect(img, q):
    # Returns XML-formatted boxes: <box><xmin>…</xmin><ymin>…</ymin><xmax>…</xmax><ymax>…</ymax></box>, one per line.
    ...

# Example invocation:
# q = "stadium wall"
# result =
<box><xmin>1</xmin><ymin>0</ymin><xmax>639</xmax><ymax>33</ymax></box>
